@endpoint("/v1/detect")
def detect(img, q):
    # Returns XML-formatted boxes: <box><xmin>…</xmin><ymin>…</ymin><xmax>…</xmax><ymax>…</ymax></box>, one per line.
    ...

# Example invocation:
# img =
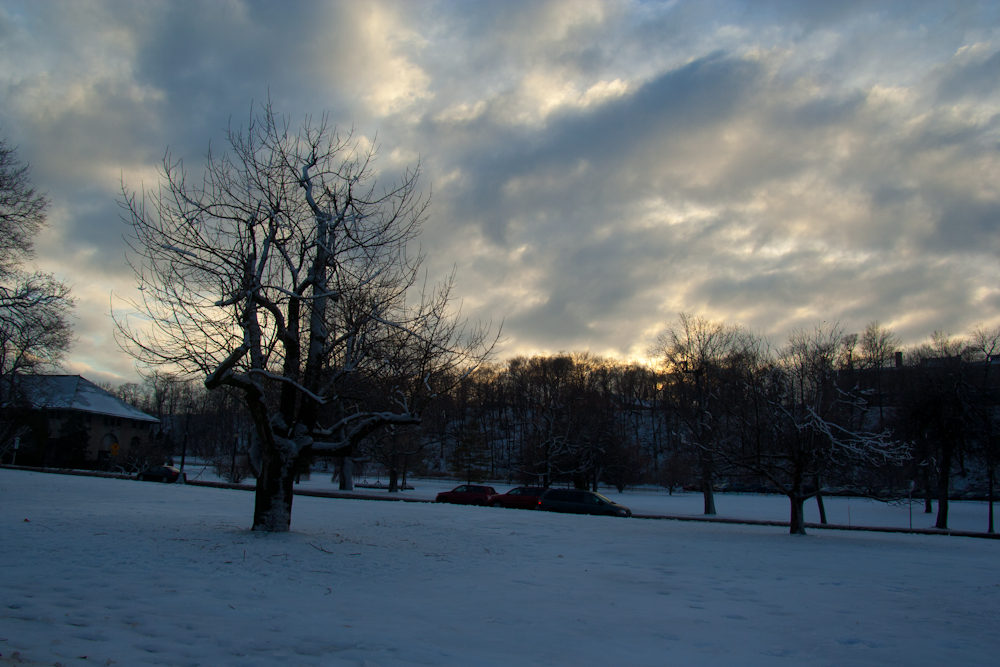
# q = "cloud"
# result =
<box><xmin>2</xmin><ymin>0</ymin><xmax>1000</xmax><ymax>380</ymax></box>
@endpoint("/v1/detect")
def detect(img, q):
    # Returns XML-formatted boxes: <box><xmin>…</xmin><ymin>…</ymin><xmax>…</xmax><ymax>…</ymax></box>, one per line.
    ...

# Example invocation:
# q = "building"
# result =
<box><xmin>6</xmin><ymin>375</ymin><xmax>159</xmax><ymax>465</ymax></box>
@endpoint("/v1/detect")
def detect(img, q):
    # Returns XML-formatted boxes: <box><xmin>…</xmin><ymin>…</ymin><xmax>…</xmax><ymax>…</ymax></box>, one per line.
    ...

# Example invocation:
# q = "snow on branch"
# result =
<box><xmin>159</xmin><ymin>244</ymin><xmax>199</xmax><ymax>258</ymax></box>
<box><xmin>246</xmin><ymin>368</ymin><xmax>328</xmax><ymax>405</ymax></box>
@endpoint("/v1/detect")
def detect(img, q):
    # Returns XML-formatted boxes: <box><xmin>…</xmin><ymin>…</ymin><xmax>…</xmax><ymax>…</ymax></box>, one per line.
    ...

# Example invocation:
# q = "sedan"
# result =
<box><xmin>487</xmin><ymin>486</ymin><xmax>546</xmax><ymax>509</ymax></box>
<box><xmin>136</xmin><ymin>465</ymin><xmax>186</xmax><ymax>483</ymax></box>
<box><xmin>536</xmin><ymin>489</ymin><xmax>632</xmax><ymax>517</ymax></box>
<box><xmin>434</xmin><ymin>484</ymin><xmax>497</xmax><ymax>506</ymax></box>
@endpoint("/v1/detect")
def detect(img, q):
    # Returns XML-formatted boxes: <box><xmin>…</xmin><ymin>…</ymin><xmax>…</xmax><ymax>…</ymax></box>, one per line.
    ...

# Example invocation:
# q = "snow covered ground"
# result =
<box><xmin>2</xmin><ymin>468</ymin><xmax>998</xmax><ymax>666</ymax></box>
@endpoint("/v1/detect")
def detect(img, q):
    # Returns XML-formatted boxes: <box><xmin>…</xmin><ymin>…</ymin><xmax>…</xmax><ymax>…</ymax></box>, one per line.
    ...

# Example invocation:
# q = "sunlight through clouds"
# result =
<box><xmin>2</xmin><ymin>0</ymin><xmax>1000</xmax><ymax>379</ymax></box>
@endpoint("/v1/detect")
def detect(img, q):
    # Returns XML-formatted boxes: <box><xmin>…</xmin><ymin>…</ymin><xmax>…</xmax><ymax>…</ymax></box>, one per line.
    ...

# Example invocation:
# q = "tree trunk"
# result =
<box><xmin>230</xmin><ymin>434</ymin><xmax>239</xmax><ymax>483</ymax></box>
<box><xmin>253</xmin><ymin>460</ymin><xmax>295</xmax><ymax>532</ymax></box>
<box><xmin>815</xmin><ymin>493</ymin><xmax>827</xmax><ymax>524</ymax></box>
<box><xmin>788</xmin><ymin>493</ymin><xmax>807</xmax><ymax>535</ymax></box>
<box><xmin>814</xmin><ymin>474</ymin><xmax>827</xmax><ymax>524</ymax></box>
<box><xmin>701</xmin><ymin>453</ymin><xmax>716</xmax><ymax>515</ymax></box>
<box><xmin>702</xmin><ymin>480</ymin><xmax>716</xmax><ymax>515</ymax></box>
<box><xmin>246</xmin><ymin>399</ymin><xmax>295</xmax><ymax>533</ymax></box>
<box><xmin>988</xmin><ymin>466</ymin><xmax>995</xmax><ymax>534</ymax></box>
<box><xmin>935</xmin><ymin>443</ymin><xmax>952</xmax><ymax>530</ymax></box>
<box><xmin>788</xmin><ymin>466</ymin><xmax>807</xmax><ymax>535</ymax></box>
<box><xmin>251</xmin><ymin>444</ymin><xmax>293</xmax><ymax>531</ymax></box>
<box><xmin>338</xmin><ymin>457</ymin><xmax>354</xmax><ymax>491</ymax></box>
<box><xmin>923</xmin><ymin>466</ymin><xmax>933</xmax><ymax>514</ymax></box>
<box><xmin>388</xmin><ymin>467</ymin><xmax>399</xmax><ymax>493</ymax></box>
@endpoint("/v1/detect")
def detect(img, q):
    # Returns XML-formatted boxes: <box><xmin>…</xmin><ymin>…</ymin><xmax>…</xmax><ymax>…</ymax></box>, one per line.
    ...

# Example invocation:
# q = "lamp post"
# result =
<box><xmin>179</xmin><ymin>403</ymin><xmax>194</xmax><ymax>484</ymax></box>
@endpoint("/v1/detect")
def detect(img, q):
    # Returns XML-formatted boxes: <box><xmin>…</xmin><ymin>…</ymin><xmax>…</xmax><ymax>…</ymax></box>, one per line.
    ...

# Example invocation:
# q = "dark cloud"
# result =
<box><xmin>432</xmin><ymin>52</ymin><xmax>763</xmax><ymax>248</ymax></box>
<box><xmin>936</xmin><ymin>46</ymin><xmax>1000</xmax><ymax>102</ymax></box>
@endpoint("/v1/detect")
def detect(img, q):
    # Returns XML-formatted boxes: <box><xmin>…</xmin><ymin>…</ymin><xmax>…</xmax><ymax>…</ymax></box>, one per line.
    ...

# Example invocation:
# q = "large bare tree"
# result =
<box><xmin>117</xmin><ymin>102</ymin><xmax>496</xmax><ymax>531</ymax></box>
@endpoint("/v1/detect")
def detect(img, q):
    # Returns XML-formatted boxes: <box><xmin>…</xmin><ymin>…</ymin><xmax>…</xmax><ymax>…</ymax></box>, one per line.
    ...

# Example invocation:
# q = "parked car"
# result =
<box><xmin>536</xmin><ymin>489</ymin><xmax>632</xmax><ymax>517</ymax></box>
<box><xmin>136</xmin><ymin>465</ymin><xmax>186</xmax><ymax>483</ymax></box>
<box><xmin>434</xmin><ymin>484</ymin><xmax>497</xmax><ymax>505</ymax></box>
<box><xmin>487</xmin><ymin>486</ymin><xmax>546</xmax><ymax>509</ymax></box>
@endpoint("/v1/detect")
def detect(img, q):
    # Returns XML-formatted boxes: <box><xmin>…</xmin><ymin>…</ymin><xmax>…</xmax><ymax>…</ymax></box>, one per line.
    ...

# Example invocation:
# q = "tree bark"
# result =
<box><xmin>338</xmin><ymin>456</ymin><xmax>354</xmax><ymax>491</ymax></box>
<box><xmin>935</xmin><ymin>443</ymin><xmax>953</xmax><ymax>530</ymax></box>
<box><xmin>988</xmin><ymin>466</ymin><xmax>994</xmax><ymax>534</ymax></box>
<box><xmin>788</xmin><ymin>493</ymin><xmax>807</xmax><ymax>535</ymax></box>
<box><xmin>815</xmin><ymin>493</ymin><xmax>827</xmax><ymax>524</ymax></box>
<box><xmin>701</xmin><ymin>453</ymin><xmax>716</xmax><ymax>515</ymax></box>
<box><xmin>248</xmin><ymin>401</ymin><xmax>294</xmax><ymax>532</ymax></box>
<box><xmin>923</xmin><ymin>466</ymin><xmax>933</xmax><ymax>514</ymax></box>
<box><xmin>814</xmin><ymin>474</ymin><xmax>827</xmax><ymax>524</ymax></box>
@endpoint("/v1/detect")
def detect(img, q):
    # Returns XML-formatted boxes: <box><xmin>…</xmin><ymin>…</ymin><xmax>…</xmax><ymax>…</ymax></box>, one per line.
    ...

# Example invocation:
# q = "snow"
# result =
<box><xmin>2</xmin><ymin>469</ymin><xmax>998</xmax><ymax>666</ymax></box>
<box><xmin>13</xmin><ymin>375</ymin><xmax>158</xmax><ymax>423</ymax></box>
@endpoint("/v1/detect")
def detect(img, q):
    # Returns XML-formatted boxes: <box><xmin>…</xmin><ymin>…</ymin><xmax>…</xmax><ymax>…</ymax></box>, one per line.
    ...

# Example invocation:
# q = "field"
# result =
<box><xmin>1</xmin><ymin>468</ymin><xmax>998</xmax><ymax>666</ymax></box>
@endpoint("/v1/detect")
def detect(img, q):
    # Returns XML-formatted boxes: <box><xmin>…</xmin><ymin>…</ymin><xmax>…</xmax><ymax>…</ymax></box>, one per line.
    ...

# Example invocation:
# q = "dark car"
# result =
<box><xmin>136</xmin><ymin>465</ymin><xmax>186</xmax><ymax>483</ymax></box>
<box><xmin>536</xmin><ymin>489</ymin><xmax>632</xmax><ymax>517</ymax></box>
<box><xmin>434</xmin><ymin>484</ymin><xmax>497</xmax><ymax>505</ymax></box>
<box><xmin>487</xmin><ymin>486</ymin><xmax>546</xmax><ymax>509</ymax></box>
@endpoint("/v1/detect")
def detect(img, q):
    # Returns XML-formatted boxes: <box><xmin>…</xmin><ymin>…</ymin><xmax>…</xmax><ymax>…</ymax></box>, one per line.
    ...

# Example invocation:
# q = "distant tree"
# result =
<box><xmin>726</xmin><ymin>323</ymin><xmax>910</xmax><ymax>534</ymax></box>
<box><xmin>117</xmin><ymin>101</ymin><xmax>496</xmax><ymax>531</ymax></box>
<box><xmin>600</xmin><ymin>434</ymin><xmax>649</xmax><ymax>493</ymax></box>
<box><xmin>966</xmin><ymin>325</ymin><xmax>1000</xmax><ymax>532</ymax></box>
<box><xmin>859</xmin><ymin>320</ymin><xmax>901</xmax><ymax>428</ymax></box>
<box><xmin>651</xmin><ymin>313</ymin><xmax>739</xmax><ymax>515</ymax></box>
<box><xmin>507</xmin><ymin>355</ymin><xmax>568</xmax><ymax>486</ymax></box>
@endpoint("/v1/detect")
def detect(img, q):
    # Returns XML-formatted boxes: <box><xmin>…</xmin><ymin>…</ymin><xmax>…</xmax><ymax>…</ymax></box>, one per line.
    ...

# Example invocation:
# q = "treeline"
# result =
<box><xmin>369</xmin><ymin>315</ymin><xmax>1000</xmax><ymax>535</ymax></box>
<box><xmin>98</xmin><ymin>316</ymin><xmax>1000</xmax><ymax>535</ymax></box>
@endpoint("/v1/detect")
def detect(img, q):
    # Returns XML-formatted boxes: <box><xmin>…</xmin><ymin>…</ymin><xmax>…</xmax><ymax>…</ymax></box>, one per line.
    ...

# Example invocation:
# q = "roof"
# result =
<box><xmin>12</xmin><ymin>375</ymin><xmax>159</xmax><ymax>423</ymax></box>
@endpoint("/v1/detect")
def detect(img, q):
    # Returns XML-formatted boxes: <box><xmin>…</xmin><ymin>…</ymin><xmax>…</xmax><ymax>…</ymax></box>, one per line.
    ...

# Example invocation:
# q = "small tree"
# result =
<box><xmin>117</xmin><ymin>101</ymin><xmax>496</xmax><ymax>531</ymax></box>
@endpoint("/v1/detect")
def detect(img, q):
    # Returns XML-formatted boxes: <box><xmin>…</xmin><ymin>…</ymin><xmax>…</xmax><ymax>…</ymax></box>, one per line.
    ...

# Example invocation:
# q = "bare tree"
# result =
<box><xmin>116</xmin><ymin>101</ymin><xmax>496</xmax><ymax>531</ymax></box>
<box><xmin>0</xmin><ymin>134</ymin><xmax>74</xmax><ymax>457</ymax></box>
<box><xmin>859</xmin><ymin>320</ymin><xmax>901</xmax><ymax>428</ymax></box>
<box><xmin>726</xmin><ymin>323</ymin><xmax>910</xmax><ymax>534</ymax></box>
<box><xmin>651</xmin><ymin>313</ymin><xmax>739</xmax><ymax>515</ymax></box>
<box><xmin>967</xmin><ymin>325</ymin><xmax>1000</xmax><ymax>532</ymax></box>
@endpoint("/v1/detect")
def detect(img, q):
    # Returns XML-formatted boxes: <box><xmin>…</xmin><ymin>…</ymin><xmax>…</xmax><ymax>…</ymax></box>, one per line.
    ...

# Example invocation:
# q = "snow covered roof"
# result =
<box><xmin>12</xmin><ymin>375</ymin><xmax>159</xmax><ymax>423</ymax></box>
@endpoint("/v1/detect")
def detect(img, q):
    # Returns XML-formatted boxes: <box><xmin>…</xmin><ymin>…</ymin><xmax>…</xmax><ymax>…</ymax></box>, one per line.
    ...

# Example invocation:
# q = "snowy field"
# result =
<box><xmin>2</xmin><ymin>469</ymin><xmax>998</xmax><ymax>667</ymax></box>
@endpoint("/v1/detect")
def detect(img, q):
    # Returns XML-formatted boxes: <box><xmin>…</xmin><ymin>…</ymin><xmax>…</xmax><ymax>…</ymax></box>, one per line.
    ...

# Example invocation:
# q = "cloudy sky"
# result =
<box><xmin>2</xmin><ymin>0</ymin><xmax>1000</xmax><ymax>383</ymax></box>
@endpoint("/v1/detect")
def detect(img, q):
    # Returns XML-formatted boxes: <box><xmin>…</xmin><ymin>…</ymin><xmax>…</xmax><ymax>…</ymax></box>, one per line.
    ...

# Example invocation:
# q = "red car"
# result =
<box><xmin>434</xmin><ymin>484</ymin><xmax>497</xmax><ymax>506</ymax></box>
<box><xmin>487</xmin><ymin>486</ymin><xmax>547</xmax><ymax>509</ymax></box>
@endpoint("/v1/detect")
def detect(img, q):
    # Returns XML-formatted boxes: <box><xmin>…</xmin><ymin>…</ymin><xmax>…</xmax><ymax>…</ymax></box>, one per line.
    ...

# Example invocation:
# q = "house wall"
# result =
<box><xmin>45</xmin><ymin>410</ymin><xmax>157</xmax><ymax>462</ymax></box>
